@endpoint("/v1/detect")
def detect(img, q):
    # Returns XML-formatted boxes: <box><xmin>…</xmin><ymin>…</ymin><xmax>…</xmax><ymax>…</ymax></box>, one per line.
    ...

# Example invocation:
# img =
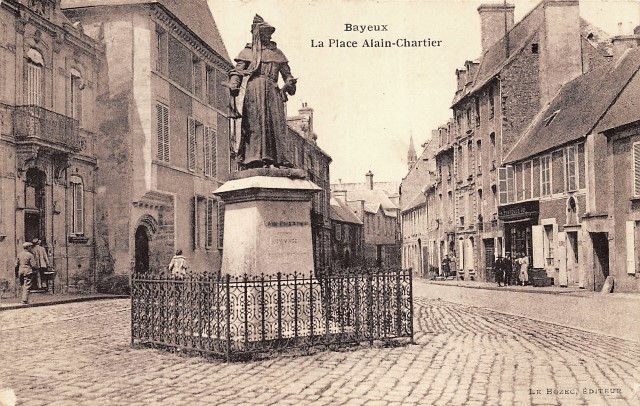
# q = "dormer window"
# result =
<box><xmin>531</xmin><ymin>43</ymin><xmax>539</xmax><ymax>54</ymax></box>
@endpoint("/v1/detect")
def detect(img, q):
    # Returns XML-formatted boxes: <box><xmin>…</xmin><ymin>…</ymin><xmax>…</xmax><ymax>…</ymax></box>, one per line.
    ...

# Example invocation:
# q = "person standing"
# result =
<box><xmin>168</xmin><ymin>249</ymin><xmax>188</xmax><ymax>278</ymax></box>
<box><xmin>494</xmin><ymin>255</ymin><xmax>503</xmax><ymax>287</ymax></box>
<box><xmin>16</xmin><ymin>242</ymin><xmax>37</xmax><ymax>304</ymax></box>
<box><xmin>519</xmin><ymin>254</ymin><xmax>530</xmax><ymax>286</ymax></box>
<box><xmin>32</xmin><ymin>239</ymin><xmax>49</xmax><ymax>289</ymax></box>
<box><xmin>441</xmin><ymin>255</ymin><xmax>451</xmax><ymax>278</ymax></box>
<box><xmin>504</xmin><ymin>253</ymin><xmax>513</xmax><ymax>286</ymax></box>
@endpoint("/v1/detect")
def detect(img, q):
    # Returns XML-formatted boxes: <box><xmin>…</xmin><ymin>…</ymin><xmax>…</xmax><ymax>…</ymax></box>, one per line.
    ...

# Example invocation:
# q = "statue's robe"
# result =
<box><xmin>230</xmin><ymin>42</ymin><xmax>294</xmax><ymax>167</ymax></box>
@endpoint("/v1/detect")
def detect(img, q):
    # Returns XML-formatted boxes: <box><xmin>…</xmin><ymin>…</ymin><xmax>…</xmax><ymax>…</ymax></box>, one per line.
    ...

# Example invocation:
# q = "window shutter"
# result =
<box><xmin>206</xmin><ymin>198</ymin><xmax>213</xmax><ymax>248</ymax></box>
<box><xmin>156</xmin><ymin>104</ymin><xmax>169</xmax><ymax>162</ymax></box>
<box><xmin>498</xmin><ymin>167</ymin><xmax>507</xmax><ymax>205</ymax></box>
<box><xmin>633</xmin><ymin>142</ymin><xmax>640</xmax><ymax>196</ymax></box>
<box><xmin>211</xmin><ymin>129</ymin><xmax>217</xmax><ymax>178</ymax></box>
<box><xmin>192</xmin><ymin>196</ymin><xmax>198</xmax><ymax>250</ymax></box>
<box><xmin>626</xmin><ymin>221</ymin><xmax>636</xmax><ymax>274</ymax></box>
<box><xmin>75</xmin><ymin>183</ymin><xmax>84</xmax><ymax>233</ymax></box>
<box><xmin>187</xmin><ymin>118</ymin><xmax>196</xmax><ymax>171</ymax></box>
<box><xmin>203</xmin><ymin>127</ymin><xmax>211</xmax><ymax>176</ymax></box>
<box><xmin>532</xmin><ymin>225</ymin><xmax>545</xmax><ymax>268</ymax></box>
<box><xmin>217</xmin><ymin>200</ymin><xmax>225</xmax><ymax>249</ymax></box>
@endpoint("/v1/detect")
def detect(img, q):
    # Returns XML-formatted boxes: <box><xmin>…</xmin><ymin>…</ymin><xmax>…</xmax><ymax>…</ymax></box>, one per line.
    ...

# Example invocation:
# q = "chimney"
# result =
<box><xmin>539</xmin><ymin>0</ymin><xmax>581</xmax><ymax>106</ymax></box>
<box><xmin>477</xmin><ymin>3</ymin><xmax>515</xmax><ymax>53</ymax></box>
<box><xmin>298</xmin><ymin>103</ymin><xmax>317</xmax><ymax>143</ymax></box>
<box><xmin>365</xmin><ymin>170</ymin><xmax>374</xmax><ymax>190</ymax></box>
<box><xmin>612</xmin><ymin>34</ymin><xmax>640</xmax><ymax>61</ymax></box>
<box><xmin>611</xmin><ymin>23</ymin><xmax>640</xmax><ymax>62</ymax></box>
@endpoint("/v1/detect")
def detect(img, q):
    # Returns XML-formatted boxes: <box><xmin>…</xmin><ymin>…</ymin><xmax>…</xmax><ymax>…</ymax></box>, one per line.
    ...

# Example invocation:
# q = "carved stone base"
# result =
<box><xmin>213</xmin><ymin>174</ymin><xmax>320</xmax><ymax>277</ymax></box>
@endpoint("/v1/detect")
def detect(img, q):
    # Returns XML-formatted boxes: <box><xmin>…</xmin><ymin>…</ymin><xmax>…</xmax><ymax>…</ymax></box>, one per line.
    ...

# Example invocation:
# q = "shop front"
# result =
<box><xmin>498</xmin><ymin>201</ymin><xmax>539</xmax><ymax>277</ymax></box>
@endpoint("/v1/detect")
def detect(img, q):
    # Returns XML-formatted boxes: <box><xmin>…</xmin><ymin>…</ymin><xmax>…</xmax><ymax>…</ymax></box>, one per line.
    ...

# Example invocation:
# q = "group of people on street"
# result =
<box><xmin>15</xmin><ymin>239</ymin><xmax>50</xmax><ymax>304</ymax></box>
<box><xmin>494</xmin><ymin>253</ymin><xmax>529</xmax><ymax>287</ymax></box>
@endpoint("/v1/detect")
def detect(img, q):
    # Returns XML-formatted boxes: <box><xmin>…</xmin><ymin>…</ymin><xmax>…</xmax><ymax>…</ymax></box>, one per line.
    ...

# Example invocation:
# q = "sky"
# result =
<box><xmin>208</xmin><ymin>0</ymin><xmax>640</xmax><ymax>184</ymax></box>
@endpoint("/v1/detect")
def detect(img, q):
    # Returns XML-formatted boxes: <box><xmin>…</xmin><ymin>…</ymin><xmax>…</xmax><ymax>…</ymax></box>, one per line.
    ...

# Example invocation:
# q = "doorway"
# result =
<box><xmin>591</xmin><ymin>232</ymin><xmax>609</xmax><ymax>291</ymax></box>
<box><xmin>566</xmin><ymin>231</ymin><xmax>579</xmax><ymax>286</ymax></box>
<box><xmin>24</xmin><ymin>168</ymin><xmax>46</xmax><ymax>242</ymax></box>
<box><xmin>135</xmin><ymin>225</ymin><xmax>150</xmax><ymax>274</ymax></box>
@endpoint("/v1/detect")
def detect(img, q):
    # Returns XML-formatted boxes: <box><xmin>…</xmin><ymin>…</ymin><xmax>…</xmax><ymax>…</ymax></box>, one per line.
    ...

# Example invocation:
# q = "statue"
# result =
<box><xmin>228</xmin><ymin>15</ymin><xmax>297</xmax><ymax>169</ymax></box>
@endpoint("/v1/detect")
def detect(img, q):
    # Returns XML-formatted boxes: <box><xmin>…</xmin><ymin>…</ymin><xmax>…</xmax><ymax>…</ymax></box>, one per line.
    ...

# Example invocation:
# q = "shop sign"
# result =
<box><xmin>498</xmin><ymin>200</ymin><xmax>539</xmax><ymax>221</ymax></box>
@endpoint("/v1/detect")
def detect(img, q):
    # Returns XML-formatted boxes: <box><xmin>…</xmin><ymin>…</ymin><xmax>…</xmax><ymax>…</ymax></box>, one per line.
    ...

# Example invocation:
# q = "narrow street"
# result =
<box><xmin>1</xmin><ymin>283</ymin><xmax>639</xmax><ymax>405</ymax></box>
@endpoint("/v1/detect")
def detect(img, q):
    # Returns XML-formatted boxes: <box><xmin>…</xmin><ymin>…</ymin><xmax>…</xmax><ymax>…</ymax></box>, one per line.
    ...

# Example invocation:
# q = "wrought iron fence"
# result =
<box><xmin>131</xmin><ymin>269</ymin><xmax>413</xmax><ymax>361</ymax></box>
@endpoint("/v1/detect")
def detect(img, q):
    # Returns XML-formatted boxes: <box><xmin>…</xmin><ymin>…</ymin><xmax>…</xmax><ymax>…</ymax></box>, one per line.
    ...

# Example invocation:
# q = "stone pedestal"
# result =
<box><xmin>213</xmin><ymin>168</ymin><xmax>321</xmax><ymax>277</ymax></box>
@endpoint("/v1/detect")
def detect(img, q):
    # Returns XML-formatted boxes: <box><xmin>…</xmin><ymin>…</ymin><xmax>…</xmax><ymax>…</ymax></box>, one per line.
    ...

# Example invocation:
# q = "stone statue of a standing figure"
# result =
<box><xmin>228</xmin><ymin>15</ymin><xmax>297</xmax><ymax>169</ymax></box>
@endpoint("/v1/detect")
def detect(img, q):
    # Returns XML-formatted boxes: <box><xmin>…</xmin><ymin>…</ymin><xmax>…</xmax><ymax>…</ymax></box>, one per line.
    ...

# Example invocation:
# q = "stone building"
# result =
<box><xmin>500</xmin><ymin>38</ymin><xmax>640</xmax><ymax>292</ymax></box>
<box><xmin>435</xmin><ymin>0</ymin><xmax>611</xmax><ymax>282</ymax></box>
<box><xmin>62</xmin><ymin>0</ymin><xmax>234</xmax><ymax>275</ymax></box>
<box><xmin>0</xmin><ymin>0</ymin><xmax>102</xmax><ymax>292</ymax></box>
<box><xmin>329</xmin><ymin>196</ymin><xmax>363</xmax><ymax>270</ymax></box>
<box><xmin>286</xmin><ymin>103</ymin><xmax>332</xmax><ymax>272</ymax></box>
<box><xmin>400</xmin><ymin>137</ymin><xmax>439</xmax><ymax>277</ymax></box>
<box><xmin>332</xmin><ymin>172</ymin><xmax>401</xmax><ymax>269</ymax></box>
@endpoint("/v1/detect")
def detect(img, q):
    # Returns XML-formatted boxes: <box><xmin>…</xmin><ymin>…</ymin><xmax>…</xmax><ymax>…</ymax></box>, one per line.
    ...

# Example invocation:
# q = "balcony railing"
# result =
<box><xmin>13</xmin><ymin>105</ymin><xmax>81</xmax><ymax>152</ymax></box>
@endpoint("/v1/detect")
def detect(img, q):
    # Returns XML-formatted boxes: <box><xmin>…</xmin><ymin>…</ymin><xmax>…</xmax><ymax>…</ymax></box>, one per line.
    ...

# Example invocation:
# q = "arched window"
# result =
<box><xmin>26</xmin><ymin>48</ymin><xmax>44</xmax><ymax>106</ymax></box>
<box><xmin>70</xmin><ymin>68</ymin><xmax>83</xmax><ymax>125</ymax></box>
<box><xmin>69</xmin><ymin>176</ymin><xmax>84</xmax><ymax>235</ymax></box>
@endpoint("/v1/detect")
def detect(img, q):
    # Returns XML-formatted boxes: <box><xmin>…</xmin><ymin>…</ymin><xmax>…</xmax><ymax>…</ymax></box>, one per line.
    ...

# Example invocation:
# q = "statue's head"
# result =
<box><xmin>251</xmin><ymin>14</ymin><xmax>275</xmax><ymax>41</ymax></box>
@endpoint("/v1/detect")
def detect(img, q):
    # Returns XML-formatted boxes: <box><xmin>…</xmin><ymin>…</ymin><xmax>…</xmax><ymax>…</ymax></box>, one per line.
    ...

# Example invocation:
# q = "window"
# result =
<box><xmin>634</xmin><ymin>142</ymin><xmax>640</xmax><ymax>197</ymax></box>
<box><xmin>498</xmin><ymin>165</ymin><xmax>514</xmax><ymax>204</ymax></box>
<box><xmin>474</xmin><ymin>97</ymin><xmax>480</xmax><ymax>127</ymax></box>
<box><xmin>531</xmin><ymin>43</ymin><xmax>539</xmax><ymax>54</ymax></box>
<box><xmin>467</xmin><ymin>141</ymin><xmax>473</xmax><ymax>179</ymax></box>
<box><xmin>515</xmin><ymin>163</ymin><xmax>523</xmax><ymax>201</ymax></box>
<box><xmin>70</xmin><ymin>69</ymin><xmax>83</xmax><ymax>126</ymax></box>
<box><xmin>552</xmin><ymin>150</ymin><xmax>564</xmax><ymax>194</ymax></box>
<box><xmin>488</xmin><ymin>86</ymin><xmax>495</xmax><ymax>118</ymax></box>
<box><xmin>465</xmin><ymin>108</ymin><xmax>471</xmax><ymax>129</ymax></box>
<box><xmin>192</xmin><ymin>58</ymin><xmax>202</xmax><ymax>97</ymax></box>
<box><xmin>155</xmin><ymin>28</ymin><xmax>167</xmax><ymax>74</ymax></box>
<box><xmin>565</xmin><ymin>145</ymin><xmax>577</xmax><ymax>192</ymax></box>
<box><xmin>476</xmin><ymin>140</ymin><xmax>482</xmax><ymax>174</ymax></box>
<box><xmin>192</xmin><ymin>196</ymin><xmax>205</xmax><ymax>249</ymax></box>
<box><xmin>540</xmin><ymin>155</ymin><xmax>551</xmax><ymax>196</ymax></box>
<box><xmin>69</xmin><ymin>176</ymin><xmax>84</xmax><ymax>235</ymax></box>
<box><xmin>206</xmin><ymin>66</ymin><xmax>215</xmax><ymax>105</ymax></box>
<box><xmin>448</xmin><ymin>191</ymin><xmax>453</xmax><ymax>221</ymax></box>
<box><xmin>26</xmin><ymin>49</ymin><xmax>43</xmax><ymax>106</ymax></box>
<box><xmin>156</xmin><ymin>103</ymin><xmax>170</xmax><ymax>162</ymax></box>
<box><xmin>489</xmin><ymin>132</ymin><xmax>496</xmax><ymax>164</ymax></box>
<box><xmin>524</xmin><ymin>161</ymin><xmax>532</xmax><ymax>200</ymax></box>
<box><xmin>187</xmin><ymin>118</ymin><xmax>197</xmax><ymax>171</ymax></box>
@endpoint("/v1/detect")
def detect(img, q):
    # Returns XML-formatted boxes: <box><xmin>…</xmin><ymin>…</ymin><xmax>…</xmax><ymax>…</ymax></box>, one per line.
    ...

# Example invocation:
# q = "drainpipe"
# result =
<box><xmin>50</xmin><ymin>161</ymin><xmax>55</xmax><ymax>288</ymax></box>
<box><xmin>64</xmin><ymin>167</ymin><xmax>69</xmax><ymax>290</ymax></box>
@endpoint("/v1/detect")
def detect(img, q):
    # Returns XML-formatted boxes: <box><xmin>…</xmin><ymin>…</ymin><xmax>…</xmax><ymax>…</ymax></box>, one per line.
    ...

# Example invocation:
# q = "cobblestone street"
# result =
<box><xmin>1</xmin><ymin>284</ymin><xmax>639</xmax><ymax>405</ymax></box>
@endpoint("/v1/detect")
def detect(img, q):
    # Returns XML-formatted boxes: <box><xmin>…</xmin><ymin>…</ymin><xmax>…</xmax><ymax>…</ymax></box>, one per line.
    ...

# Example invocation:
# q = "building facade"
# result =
<box><xmin>286</xmin><ymin>103</ymin><xmax>332</xmax><ymax>272</ymax></box>
<box><xmin>329</xmin><ymin>196</ymin><xmax>364</xmax><ymax>270</ymax></box>
<box><xmin>63</xmin><ymin>0</ymin><xmax>234</xmax><ymax>276</ymax></box>
<box><xmin>332</xmin><ymin>172</ymin><xmax>401</xmax><ymax>269</ymax></box>
<box><xmin>499</xmin><ymin>40</ymin><xmax>640</xmax><ymax>292</ymax></box>
<box><xmin>400</xmin><ymin>137</ymin><xmax>438</xmax><ymax>277</ymax></box>
<box><xmin>0</xmin><ymin>0</ymin><xmax>102</xmax><ymax>292</ymax></box>
<box><xmin>429</xmin><ymin>0</ymin><xmax>610</xmax><ymax>282</ymax></box>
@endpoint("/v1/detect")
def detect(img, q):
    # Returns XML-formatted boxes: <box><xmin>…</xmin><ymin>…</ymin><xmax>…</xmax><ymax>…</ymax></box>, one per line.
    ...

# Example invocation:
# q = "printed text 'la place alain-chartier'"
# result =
<box><xmin>310</xmin><ymin>24</ymin><xmax>443</xmax><ymax>48</ymax></box>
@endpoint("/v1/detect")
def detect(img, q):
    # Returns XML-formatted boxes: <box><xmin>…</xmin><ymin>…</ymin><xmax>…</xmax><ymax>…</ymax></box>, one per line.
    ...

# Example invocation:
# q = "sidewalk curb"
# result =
<box><xmin>424</xmin><ymin>281</ymin><xmax>585</xmax><ymax>296</ymax></box>
<box><xmin>0</xmin><ymin>295</ymin><xmax>129</xmax><ymax>311</ymax></box>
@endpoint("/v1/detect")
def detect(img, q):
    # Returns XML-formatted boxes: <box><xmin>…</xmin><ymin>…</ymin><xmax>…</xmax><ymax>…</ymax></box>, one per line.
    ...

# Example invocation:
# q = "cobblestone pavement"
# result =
<box><xmin>1</xmin><ymin>293</ymin><xmax>639</xmax><ymax>405</ymax></box>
